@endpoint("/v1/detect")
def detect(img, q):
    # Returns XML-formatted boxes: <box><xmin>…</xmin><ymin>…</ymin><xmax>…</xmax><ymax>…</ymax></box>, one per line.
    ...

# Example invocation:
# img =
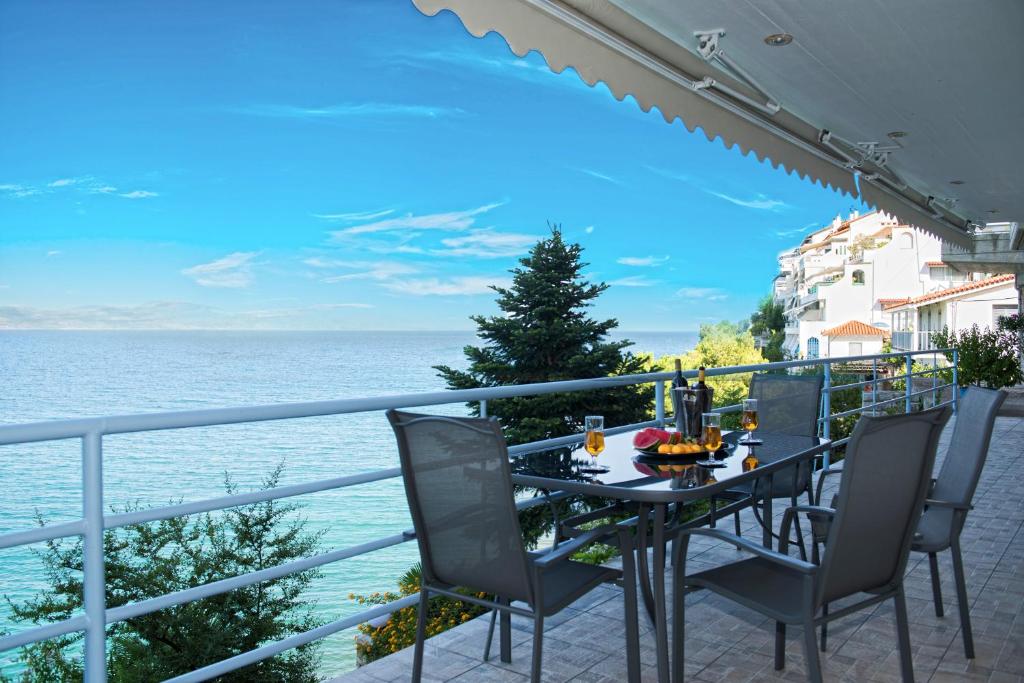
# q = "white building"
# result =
<box><xmin>885</xmin><ymin>274</ymin><xmax>1018</xmax><ymax>351</ymax></box>
<box><xmin>774</xmin><ymin>210</ymin><xmax>1014</xmax><ymax>359</ymax></box>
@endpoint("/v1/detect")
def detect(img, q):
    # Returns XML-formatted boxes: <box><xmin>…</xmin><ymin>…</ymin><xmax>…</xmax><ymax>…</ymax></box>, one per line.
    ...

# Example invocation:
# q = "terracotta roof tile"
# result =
<box><xmin>884</xmin><ymin>274</ymin><xmax>1015</xmax><ymax>310</ymax></box>
<box><xmin>877</xmin><ymin>297</ymin><xmax>909</xmax><ymax>306</ymax></box>
<box><xmin>821</xmin><ymin>320</ymin><xmax>890</xmax><ymax>337</ymax></box>
<box><xmin>925</xmin><ymin>261</ymin><xmax>946</xmax><ymax>267</ymax></box>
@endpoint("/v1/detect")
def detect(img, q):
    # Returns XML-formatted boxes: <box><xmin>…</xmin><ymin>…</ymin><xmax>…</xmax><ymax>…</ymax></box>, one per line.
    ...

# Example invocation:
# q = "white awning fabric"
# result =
<box><xmin>411</xmin><ymin>0</ymin><xmax>999</xmax><ymax>249</ymax></box>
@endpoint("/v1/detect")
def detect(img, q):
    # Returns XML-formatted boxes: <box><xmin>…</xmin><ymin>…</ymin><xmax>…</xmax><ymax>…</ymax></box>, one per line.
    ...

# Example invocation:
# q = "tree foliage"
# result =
<box><xmin>748</xmin><ymin>295</ymin><xmax>787</xmax><ymax>362</ymax></box>
<box><xmin>932</xmin><ymin>325</ymin><xmax>1023</xmax><ymax>388</ymax></box>
<box><xmin>10</xmin><ymin>465</ymin><xmax>324</xmax><ymax>683</ymax></box>
<box><xmin>435</xmin><ymin>225</ymin><xmax>652</xmax><ymax>446</ymax></box>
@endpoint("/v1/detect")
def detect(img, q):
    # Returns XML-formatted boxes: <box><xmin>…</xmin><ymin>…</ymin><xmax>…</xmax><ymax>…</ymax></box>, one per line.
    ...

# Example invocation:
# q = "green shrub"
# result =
<box><xmin>931</xmin><ymin>326</ymin><xmax>1023</xmax><ymax>388</ymax></box>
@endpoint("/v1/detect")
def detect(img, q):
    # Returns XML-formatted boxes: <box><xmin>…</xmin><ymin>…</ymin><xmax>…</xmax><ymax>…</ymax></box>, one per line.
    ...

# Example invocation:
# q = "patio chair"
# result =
<box><xmin>812</xmin><ymin>388</ymin><xmax>1005</xmax><ymax>657</ymax></box>
<box><xmin>674</xmin><ymin>406</ymin><xmax>951</xmax><ymax>683</ymax></box>
<box><xmin>724</xmin><ymin>373</ymin><xmax>824</xmax><ymax>557</ymax></box>
<box><xmin>387</xmin><ymin>410</ymin><xmax>623</xmax><ymax>683</ymax></box>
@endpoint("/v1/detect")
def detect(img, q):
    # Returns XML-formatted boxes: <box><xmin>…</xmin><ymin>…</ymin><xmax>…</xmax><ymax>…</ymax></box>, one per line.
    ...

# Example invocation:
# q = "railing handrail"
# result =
<box><xmin>0</xmin><ymin>347</ymin><xmax>957</xmax><ymax>682</ymax></box>
<box><xmin>0</xmin><ymin>349</ymin><xmax>953</xmax><ymax>446</ymax></box>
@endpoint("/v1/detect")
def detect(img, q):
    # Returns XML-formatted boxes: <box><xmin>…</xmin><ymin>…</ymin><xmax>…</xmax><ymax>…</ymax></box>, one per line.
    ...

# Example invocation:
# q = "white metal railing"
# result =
<box><xmin>0</xmin><ymin>348</ymin><xmax>957</xmax><ymax>682</ymax></box>
<box><xmin>892</xmin><ymin>330</ymin><xmax>914</xmax><ymax>351</ymax></box>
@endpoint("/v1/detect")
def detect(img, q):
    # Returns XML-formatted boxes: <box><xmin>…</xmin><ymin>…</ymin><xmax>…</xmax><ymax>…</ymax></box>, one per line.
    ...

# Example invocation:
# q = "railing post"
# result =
<box><xmin>931</xmin><ymin>351</ymin><xmax>938</xmax><ymax>407</ymax></box>
<box><xmin>82</xmin><ymin>431</ymin><xmax>107</xmax><ymax>683</ymax></box>
<box><xmin>822</xmin><ymin>362</ymin><xmax>831</xmax><ymax>470</ymax></box>
<box><xmin>479</xmin><ymin>399</ymin><xmax>487</xmax><ymax>418</ymax></box>
<box><xmin>871</xmin><ymin>358</ymin><xmax>878</xmax><ymax>408</ymax></box>
<box><xmin>905</xmin><ymin>353</ymin><xmax>913</xmax><ymax>414</ymax></box>
<box><xmin>952</xmin><ymin>348</ymin><xmax>959</xmax><ymax>415</ymax></box>
<box><xmin>654</xmin><ymin>381</ymin><xmax>665</xmax><ymax>427</ymax></box>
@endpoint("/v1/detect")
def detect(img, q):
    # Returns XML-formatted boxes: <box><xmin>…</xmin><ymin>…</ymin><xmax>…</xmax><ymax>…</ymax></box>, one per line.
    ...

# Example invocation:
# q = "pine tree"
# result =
<box><xmin>435</xmin><ymin>225</ymin><xmax>652</xmax><ymax>445</ymax></box>
<box><xmin>11</xmin><ymin>465</ymin><xmax>324</xmax><ymax>683</ymax></box>
<box><xmin>435</xmin><ymin>225</ymin><xmax>652</xmax><ymax>547</ymax></box>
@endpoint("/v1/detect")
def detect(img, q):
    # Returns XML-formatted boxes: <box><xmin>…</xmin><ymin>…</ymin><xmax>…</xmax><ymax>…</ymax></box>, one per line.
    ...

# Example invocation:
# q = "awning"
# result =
<box><xmin>412</xmin><ymin>0</ymin><xmax>1024</xmax><ymax>249</ymax></box>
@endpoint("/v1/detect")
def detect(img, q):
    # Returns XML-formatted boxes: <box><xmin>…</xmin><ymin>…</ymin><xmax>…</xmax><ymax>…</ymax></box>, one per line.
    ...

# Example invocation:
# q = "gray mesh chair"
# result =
<box><xmin>812</xmin><ymin>387</ymin><xmax>1006</xmax><ymax>658</ymax></box>
<box><xmin>674</xmin><ymin>406</ymin><xmax>951</xmax><ymax>683</ymax></box>
<box><xmin>387</xmin><ymin>410</ymin><xmax>621</xmax><ymax>683</ymax></box>
<box><xmin>725</xmin><ymin>373</ymin><xmax>824</xmax><ymax>557</ymax></box>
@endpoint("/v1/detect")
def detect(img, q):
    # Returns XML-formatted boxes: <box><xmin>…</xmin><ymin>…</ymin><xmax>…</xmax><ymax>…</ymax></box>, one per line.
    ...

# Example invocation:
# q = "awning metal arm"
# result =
<box><xmin>695</xmin><ymin>30</ymin><xmax>781</xmax><ymax>116</ymax></box>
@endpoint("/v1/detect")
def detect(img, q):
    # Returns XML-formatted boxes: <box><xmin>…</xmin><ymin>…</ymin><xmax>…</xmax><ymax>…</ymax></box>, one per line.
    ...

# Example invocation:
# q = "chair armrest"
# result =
<box><xmin>924</xmin><ymin>498</ymin><xmax>973</xmax><ymax>511</ymax></box>
<box><xmin>814</xmin><ymin>465</ymin><xmax>844</xmax><ymax>504</ymax></box>
<box><xmin>533</xmin><ymin>524</ymin><xmax>616</xmax><ymax>569</ymax></box>
<box><xmin>679</xmin><ymin>528</ymin><xmax>818</xmax><ymax>574</ymax></box>
<box><xmin>780</xmin><ymin>505</ymin><xmax>835</xmax><ymax>553</ymax></box>
<box><xmin>789</xmin><ymin>505</ymin><xmax>836</xmax><ymax>517</ymax></box>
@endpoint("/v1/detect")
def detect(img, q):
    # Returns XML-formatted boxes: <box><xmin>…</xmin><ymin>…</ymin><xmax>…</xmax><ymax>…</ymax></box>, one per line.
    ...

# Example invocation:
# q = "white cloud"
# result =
<box><xmin>46</xmin><ymin>250</ymin><xmax>62</xmax><ymax>257</ymax></box>
<box><xmin>0</xmin><ymin>183</ymin><xmax>42</xmax><ymax>198</ymax></box>
<box><xmin>181</xmin><ymin>252</ymin><xmax>258</xmax><ymax>288</ymax></box>
<box><xmin>572</xmin><ymin>167</ymin><xmax>624</xmax><ymax>186</ymax></box>
<box><xmin>48</xmin><ymin>178</ymin><xmax>82</xmax><ymax>188</ymax></box>
<box><xmin>675</xmin><ymin>286</ymin><xmax>728</xmax><ymax>301</ymax></box>
<box><xmin>319</xmin><ymin>260</ymin><xmax>419</xmax><ymax>283</ymax></box>
<box><xmin>119</xmin><ymin>190</ymin><xmax>159</xmax><ymax>199</ymax></box>
<box><xmin>436</xmin><ymin>230</ymin><xmax>536</xmax><ymax>258</ymax></box>
<box><xmin>584</xmin><ymin>225</ymin><xmax>595</xmax><ymax>234</ymax></box>
<box><xmin>644</xmin><ymin>166</ymin><xmax>692</xmax><ymax>183</ymax></box>
<box><xmin>234</xmin><ymin>103</ymin><xmax>466</xmax><ymax>120</ymax></box>
<box><xmin>0</xmin><ymin>301</ymin><xmax>373</xmax><ymax>330</ymax></box>
<box><xmin>0</xmin><ymin>178</ymin><xmax>157</xmax><ymax>200</ymax></box>
<box><xmin>707</xmin><ymin>191</ymin><xmax>788</xmax><ymax>211</ymax></box>
<box><xmin>331</xmin><ymin>201</ymin><xmax>504</xmax><ymax>237</ymax></box>
<box><xmin>617</xmin><ymin>255</ymin><xmax>669</xmax><ymax>267</ymax></box>
<box><xmin>775</xmin><ymin>222</ymin><xmax>818</xmax><ymax>238</ymax></box>
<box><xmin>314</xmin><ymin>208</ymin><xmax>395</xmax><ymax>222</ymax></box>
<box><xmin>382</xmin><ymin>275</ymin><xmax>510</xmax><ymax>296</ymax></box>
<box><xmin>608</xmin><ymin>275</ymin><xmax>658</xmax><ymax>287</ymax></box>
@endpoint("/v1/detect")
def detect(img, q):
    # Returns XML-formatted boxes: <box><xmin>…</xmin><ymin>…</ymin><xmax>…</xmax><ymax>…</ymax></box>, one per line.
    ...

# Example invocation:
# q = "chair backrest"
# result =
<box><xmin>387</xmin><ymin>410</ymin><xmax>534</xmax><ymax>603</ymax></box>
<box><xmin>817</xmin><ymin>406</ymin><xmax>951</xmax><ymax>605</ymax></box>
<box><xmin>749</xmin><ymin>373</ymin><xmax>824</xmax><ymax>437</ymax></box>
<box><xmin>932</xmin><ymin>387</ymin><xmax>1006</xmax><ymax>514</ymax></box>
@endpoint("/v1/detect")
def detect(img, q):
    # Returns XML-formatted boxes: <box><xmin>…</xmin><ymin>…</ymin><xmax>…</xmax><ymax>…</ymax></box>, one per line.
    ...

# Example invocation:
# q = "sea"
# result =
<box><xmin>0</xmin><ymin>330</ymin><xmax>697</xmax><ymax>678</ymax></box>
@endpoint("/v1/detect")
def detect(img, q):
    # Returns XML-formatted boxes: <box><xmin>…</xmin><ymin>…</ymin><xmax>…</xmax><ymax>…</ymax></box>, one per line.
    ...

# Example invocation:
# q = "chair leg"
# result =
<box><xmin>928</xmin><ymin>552</ymin><xmax>944</xmax><ymax>618</ymax></box>
<box><xmin>500</xmin><ymin>600</ymin><xmax>512</xmax><ymax>663</ymax></box>
<box><xmin>621</xmin><ymin>527</ymin><xmax>642</xmax><ymax>683</ymax></box>
<box><xmin>734</xmin><ymin>510</ymin><xmax>742</xmax><ymax>538</ymax></box>
<box><xmin>951</xmin><ymin>538</ymin><xmax>975</xmax><ymax>659</ymax></box>
<box><xmin>802</xmin><ymin>618</ymin><xmax>823</xmax><ymax>683</ymax></box>
<box><xmin>820</xmin><ymin>603</ymin><xmax>828</xmax><ymax>652</ymax></box>
<box><xmin>791</xmin><ymin>494</ymin><xmax>808</xmax><ymax>561</ymax></box>
<box><xmin>530</xmin><ymin>612</ymin><xmax>544</xmax><ymax>683</ymax></box>
<box><xmin>894</xmin><ymin>587</ymin><xmax>915</xmax><ymax>682</ymax></box>
<box><xmin>671</xmin><ymin>537</ymin><xmax>685</xmax><ymax>683</ymax></box>
<box><xmin>413</xmin><ymin>588</ymin><xmax>429</xmax><ymax>683</ymax></box>
<box><xmin>774</xmin><ymin>622</ymin><xmax>786</xmax><ymax>670</ymax></box>
<box><xmin>483</xmin><ymin>607</ymin><xmax>498</xmax><ymax>661</ymax></box>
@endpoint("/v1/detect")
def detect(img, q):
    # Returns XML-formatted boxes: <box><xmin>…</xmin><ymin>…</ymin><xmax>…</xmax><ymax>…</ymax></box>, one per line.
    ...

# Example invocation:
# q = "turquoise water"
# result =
<box><xmin>0</xmin><ymin>330</ymin><xmax>696</xmax><ymax>678</ymax></box>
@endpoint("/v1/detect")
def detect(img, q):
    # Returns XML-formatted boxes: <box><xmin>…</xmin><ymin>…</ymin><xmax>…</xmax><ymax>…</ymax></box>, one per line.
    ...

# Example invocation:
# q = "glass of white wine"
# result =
<box><xmin>582</xmin><ymin>415</ymin><xmax>609</xmax><ymax>474</ymax></box>
<box><xmin>740</xmin><ymin>398</ymin><xmax>762</xmax><ymax>445</ymax></box>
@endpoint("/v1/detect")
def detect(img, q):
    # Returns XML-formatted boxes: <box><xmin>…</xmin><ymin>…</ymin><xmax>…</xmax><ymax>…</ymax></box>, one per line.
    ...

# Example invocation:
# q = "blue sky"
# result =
<box><xmin>0</xmin><ymin>0</ymin><xmax>865</xmax><ymax>331</ymax></box>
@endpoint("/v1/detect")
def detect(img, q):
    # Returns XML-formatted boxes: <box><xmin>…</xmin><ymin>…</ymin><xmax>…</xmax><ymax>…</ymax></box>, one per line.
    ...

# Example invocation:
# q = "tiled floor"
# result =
<box><xmin>331</xmin><ymin>415</ymin><xmax>1024</xmax><ymax>682</ymax></box>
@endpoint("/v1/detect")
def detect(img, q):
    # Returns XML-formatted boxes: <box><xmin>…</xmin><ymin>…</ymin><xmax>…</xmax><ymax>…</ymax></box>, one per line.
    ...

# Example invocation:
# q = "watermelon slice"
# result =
<box><xmin>632</xmin><ymin>429</ymin><xmax>662</xmax><ymax>450</ymax></box>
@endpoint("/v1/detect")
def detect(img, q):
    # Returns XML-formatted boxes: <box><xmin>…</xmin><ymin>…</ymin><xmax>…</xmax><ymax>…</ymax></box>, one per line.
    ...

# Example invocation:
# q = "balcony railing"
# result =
<box><xmin>891</xmin><ymin>330</ymin><xmax>941</xmax><ymax>352</ymax></box>
<box><xmin>0</xmin><ymin>349</ymin><xmax>957</xmax><ymax>683</ymax></box>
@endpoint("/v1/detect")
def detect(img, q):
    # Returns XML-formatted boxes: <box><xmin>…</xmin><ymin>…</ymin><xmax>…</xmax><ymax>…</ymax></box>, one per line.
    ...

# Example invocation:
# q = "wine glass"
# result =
<box><xmin>581</xmin><ymin>415</ymin><xmax>609</xmax><ymax>474</ymax></box>
<box><xmin>740</xmin><ymin>398</ymin><xmax>762</xmax><ymax>445</ymax></box>
<box><xmin>698</xmin><ymin>413</ymin><xmax>725</xmax><ymax>468</ymax></box>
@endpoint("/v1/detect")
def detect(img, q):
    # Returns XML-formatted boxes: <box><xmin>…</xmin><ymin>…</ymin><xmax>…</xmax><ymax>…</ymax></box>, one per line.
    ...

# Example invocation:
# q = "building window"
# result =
<box><xmin>929</xmin><ymin>266</ymin><xmax>949</xmax><ymax>281</ymax></box>
<box><xmin>852</xmin><ymin>270</ymin><xmax>865</xmax><ymax>285</ymax></box>
<box><xmin>994</xmin><ymin>305</ymin><xmax>1017</xmax><ymax>328</ymax></box>
<box><xmin>900</xmin><ymin>232</ymin><xmax>914</xmax><ymax>249</ymax></box>
<box><xmin>807</xmin><ymin>337</ymin><xmax>820</xmax><ymax>359</ymax></box>
<box><xmin>849</xmin><ymin>341</ymin><xmax>863</xmax><ymax>356</ymax></box>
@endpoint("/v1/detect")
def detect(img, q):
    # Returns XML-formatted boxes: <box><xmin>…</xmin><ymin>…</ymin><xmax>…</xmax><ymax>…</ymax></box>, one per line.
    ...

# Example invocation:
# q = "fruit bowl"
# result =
<box><xmin>632</xmin><ymin>427</ymin><xmax>706</xmax><ymax>456</ymax></box>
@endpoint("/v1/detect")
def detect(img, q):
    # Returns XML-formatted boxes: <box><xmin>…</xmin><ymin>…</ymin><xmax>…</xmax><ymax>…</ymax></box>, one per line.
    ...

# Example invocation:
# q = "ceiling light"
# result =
<box><xmin>949</xmin><ymin>180</ymin><xmax>965</xmax><ymax>185</ymax></box>
<box><xmin>887</xmin><ymin>131</ymin><xmax>909</xmax><ymax>139</ymax></box>
<box><xmin>764</xmin><ymin>33</ymin><xmax>793</xmax><ymax>46</ymax></box>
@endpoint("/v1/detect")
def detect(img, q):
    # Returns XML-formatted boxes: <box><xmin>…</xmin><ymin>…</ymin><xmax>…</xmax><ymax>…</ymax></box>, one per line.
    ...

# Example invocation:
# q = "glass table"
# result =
<box><xmin>511</xmin><ymin>428</ymin><xmax>831</xmax><ymax>683</ymax></box>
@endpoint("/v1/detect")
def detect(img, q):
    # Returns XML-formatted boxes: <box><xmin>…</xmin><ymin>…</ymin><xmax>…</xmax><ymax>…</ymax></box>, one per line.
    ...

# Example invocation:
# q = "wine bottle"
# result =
<box><xmin>672</xmin><ymin>359</ymin><xmax>688</xmax><ymax>433</ymax></box>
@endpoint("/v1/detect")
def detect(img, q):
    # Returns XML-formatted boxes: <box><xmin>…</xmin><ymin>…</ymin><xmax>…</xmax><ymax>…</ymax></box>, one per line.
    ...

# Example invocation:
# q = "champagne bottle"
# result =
<box><xmin>672</xmin><ymin>359</ymin><xmax>688</xmax><ymax>433</ymax></box>
<box><xmin>697</xmin><ymin>366</ymin><xmax>710</xmax><ymax>417</ymax></box>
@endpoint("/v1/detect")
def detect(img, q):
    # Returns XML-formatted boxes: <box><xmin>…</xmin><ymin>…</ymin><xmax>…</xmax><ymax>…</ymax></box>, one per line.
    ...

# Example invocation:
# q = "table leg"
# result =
<box><xmin>762</xmin><ymin>472</ymin><xmax>775</xmax><ymax>548</ymax></box>
<box><xmin>652</xmin><ymin>504</ymin><xmax>670</xmax><ymax>683</ymax></box>
<box><xmin>635</xmin><ymin>503</ymin><xmax>656</xmax><ymax>622</ymax></box>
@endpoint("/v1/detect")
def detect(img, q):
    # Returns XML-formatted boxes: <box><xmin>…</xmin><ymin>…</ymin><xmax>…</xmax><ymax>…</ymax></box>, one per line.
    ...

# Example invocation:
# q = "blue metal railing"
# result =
<box><xmin>0</xmin><ymin>348</ymin><xmax>956</xmax><ymax>682</ymax></box>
